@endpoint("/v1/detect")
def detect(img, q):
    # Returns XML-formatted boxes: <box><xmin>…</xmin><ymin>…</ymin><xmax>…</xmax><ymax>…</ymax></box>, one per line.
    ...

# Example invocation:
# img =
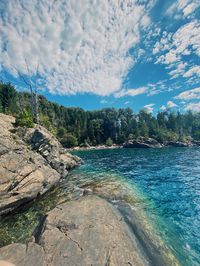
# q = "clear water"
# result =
<box><xmin>0</xmin><ymin>147</ymin><xmax>200</xmax><ymax>265</ymax></box>
<box><xmin>73</xmin><ymin>147</ymin><xmax>200</xmax><ymax>266</ymax></box>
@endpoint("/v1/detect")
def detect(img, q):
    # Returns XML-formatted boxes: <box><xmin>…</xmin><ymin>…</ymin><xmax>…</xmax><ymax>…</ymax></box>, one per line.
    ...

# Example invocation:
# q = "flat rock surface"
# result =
<box><xmin>0</xmin><ymin>113</ymin><xmax>82</xmax><ymax>216</ymax></box>
<box><xmin>0</xmin><ymin>196</ymin><xmax>147</xmax><ymax>266</ymax></box>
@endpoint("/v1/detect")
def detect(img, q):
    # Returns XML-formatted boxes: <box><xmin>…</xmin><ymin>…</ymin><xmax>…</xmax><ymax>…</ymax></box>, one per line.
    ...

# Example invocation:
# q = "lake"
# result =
<box><xmin>0</xmin><ymin>147</ymin><xmax>200</xmax><ymax>265</ymax></box>
<box><xmin>73</xmin><ymin>147</ymin><xmax>200</xmax><ymax>266</ymax></box>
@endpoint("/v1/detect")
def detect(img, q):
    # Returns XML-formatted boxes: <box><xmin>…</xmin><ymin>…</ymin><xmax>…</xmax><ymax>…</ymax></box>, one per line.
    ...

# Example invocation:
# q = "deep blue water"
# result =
<box><xmin>73</xmin><ymin>147</ymin><xmax>200</xmax><ymax>266</ymax></box>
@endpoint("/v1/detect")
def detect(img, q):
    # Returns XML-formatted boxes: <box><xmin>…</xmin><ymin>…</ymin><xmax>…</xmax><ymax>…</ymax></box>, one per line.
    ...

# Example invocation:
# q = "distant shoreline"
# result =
<box><xmin>67</xmin><ymin>144</ymin><xmax>123</xmax><ymax>151</ymax></box>
<box><xmin>67</xmin><ymin>138</ymin><xmax>200</xmax><ymax>151</ymax></box>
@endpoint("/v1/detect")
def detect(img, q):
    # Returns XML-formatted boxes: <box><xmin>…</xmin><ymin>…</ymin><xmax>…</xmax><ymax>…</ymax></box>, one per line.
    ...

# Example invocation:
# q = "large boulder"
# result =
<box><xmin>0</xmin><ymin>196</ymin><xmax>148</xmax><ymax>266</ymax></box>
<box><xmin>123</xmin><ymin>137</ymin><xmax>163</xmax><ymax>149</ymax></box>
<box><xmin>18</xmin><ymin>125</ymin><xmax>83</xmax><ymax>177</ymax></box>
<box><xmin>0</xmin><ymin>114</ymin><xmax>82</xmax><ymax>216</ymax></box>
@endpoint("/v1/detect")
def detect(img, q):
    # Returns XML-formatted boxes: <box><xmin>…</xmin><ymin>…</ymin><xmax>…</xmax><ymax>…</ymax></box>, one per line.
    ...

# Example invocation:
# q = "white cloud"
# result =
<box><xmin>115</xmin><ymin>87</ymin><xmax>147</xmax><ymax>98</ymax></box>
<box><xmin>168</xmin><ymin>62</ymin><xmax>187</xmax><ymax>78</ymax></box>
<box><xmin>0</xmin><ymin>0</ymin><xmax>152</xmax><ymax>96</ymax></box>
<box><xmin>185</xmin><ymin>102</ymin><xmax>200</xmax><ymax>112</ymax></box>
<box><xmin>183</xmin><ymin>2</ymin><xmax>199</xmax><ymax>16</ymax></box>
<box><xmin>159</xmin><ymin>101</ymin><xmax>177</xmax><ymax>111</ymax></box>
<box><xmin>183</xmin><ymin>66</ymin><xmax>200</xmax><ymax>78</ymax></box>
<box><xmin>154</xmin><ymin>20</ymin><xmax>200</xmax><ymax>82</ymax></box>
<box><xmin>143</xmin><ymin>103</ymin><xmax>154</xmax><ymax>113</ymax></box>
<box><xmin>167</xmin><ymin>101</ymin><xmax>177</xmax><ymax>108</ymax></box>
<box><xmin>167</xmin><ymin>0</ymin><xmax>199</xmax><ymax>18</ymax></box>
<box><xmin>160</xmin><ymin>105</ymin><xmax>166</xmax><ymax>111</ymax></box>
<box><xmin>175</xmin><ymin>87</ymin><xmax>200</xmax><ymax>100</ymax></box>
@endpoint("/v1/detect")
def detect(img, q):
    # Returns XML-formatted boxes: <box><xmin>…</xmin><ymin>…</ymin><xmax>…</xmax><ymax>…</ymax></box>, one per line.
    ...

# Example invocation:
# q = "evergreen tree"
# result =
<box><xmin>0</xmin><ymin>81</ymin><xmax>200</xmax><ymax>146</ymax></box>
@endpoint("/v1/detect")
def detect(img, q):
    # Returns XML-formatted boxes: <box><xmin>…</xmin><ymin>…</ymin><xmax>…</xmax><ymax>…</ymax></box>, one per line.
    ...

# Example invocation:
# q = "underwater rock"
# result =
<box><xmin>0</xmin><ymin>196</ymin><xmax>147</xmax><ymax>266</ymax></box>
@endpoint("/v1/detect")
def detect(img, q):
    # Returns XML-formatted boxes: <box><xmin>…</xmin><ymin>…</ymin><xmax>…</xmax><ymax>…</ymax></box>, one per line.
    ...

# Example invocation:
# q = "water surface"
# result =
<box><xmin>74</xmin><ymin>147</ymin><xmax>200</xmax><ymax>266</ymax></box>
<box><xmin>0</xmin><ymin>147</ymin><xmax>200</xmax><ymax>265</ymax></box>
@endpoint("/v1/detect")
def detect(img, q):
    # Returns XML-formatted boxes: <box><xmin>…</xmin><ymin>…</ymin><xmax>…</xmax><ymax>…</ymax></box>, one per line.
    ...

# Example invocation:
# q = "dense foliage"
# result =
<box><xmin>1</xmin><ymin>82</ymin><xmax>200</xmax><ymax>147</ymax></box>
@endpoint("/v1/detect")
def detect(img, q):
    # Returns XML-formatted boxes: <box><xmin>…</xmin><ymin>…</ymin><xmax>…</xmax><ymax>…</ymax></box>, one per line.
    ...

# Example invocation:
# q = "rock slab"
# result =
<box><xmin>0</xmin><ymin>196</ymin><xmax>147</xmax><ymax>266</ymax></box>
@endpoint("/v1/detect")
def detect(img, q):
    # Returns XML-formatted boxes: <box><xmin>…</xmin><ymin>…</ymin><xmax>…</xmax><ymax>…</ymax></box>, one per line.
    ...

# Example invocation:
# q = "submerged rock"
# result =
<box><xmin>0</xmin><ymin>196</ymin><xmax>148</xmax><ymax>266</ymax></box>
<box><xmin>123</xmin><ymin>137</ymin><xmax>163</xmax><ymax>149</ymax></box>
<box><xmin>0</xmin><ymin>113</ymin><xmax>82</xmax><ymax>216</ymax></box>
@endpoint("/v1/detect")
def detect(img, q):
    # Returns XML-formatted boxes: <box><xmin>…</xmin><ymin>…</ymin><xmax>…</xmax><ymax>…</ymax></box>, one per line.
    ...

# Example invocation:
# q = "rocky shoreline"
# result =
<box><xmin>0</xmin><ymin>114</ymin><xmax>180</xmax><ymax>266</ymax></box>
<box><xmin>123</xmin><ymin>137</ymin><xmax>200</xmax><ymax>149</ymax></box>
<box><xmin>0</xmin><ymin>195</ymin><xmax>179</xmax><ymax>266</ymax></box>
<box><xmin>68</xmin><ymin>137</ymin><xmax>200</xmax><ymax>151</ymax></box>
<box><xmin>0</xmin><ymin>113</ymin><xmax>82</xmax><ymax>216</ymax></box>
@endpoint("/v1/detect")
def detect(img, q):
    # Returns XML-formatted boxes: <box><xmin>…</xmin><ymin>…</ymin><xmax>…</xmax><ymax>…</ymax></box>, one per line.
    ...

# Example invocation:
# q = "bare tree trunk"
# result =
<box><xmin>17</xmin><ymin>60</ymin><xmax>40</xmax><ymax>125</ymax></box>
<box><xmin>34</xmin><ymin>64</ymin><xmax>40</xmax><ymax>125</ymax></box>
<box><xmin>34</xmin><ymin>90</ymin><xmax>39</xmax><ymax>125</ymax></box>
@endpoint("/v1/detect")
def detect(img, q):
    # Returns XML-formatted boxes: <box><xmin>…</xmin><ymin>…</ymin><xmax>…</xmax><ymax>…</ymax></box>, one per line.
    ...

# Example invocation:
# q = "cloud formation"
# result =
<box><xmin>167</xmin><ymin>101</ymin><xmax>177</xmax><ymax>108</ymax></box>
<box><xmin>115</xmin><ymin>87</ymin><xmax>147</xmax><ymax>98</ymax></box>
<box><xmin>160</xmin><ymin>101</ymin><xmax>177</xmax><ymax>111</ymax></box>
<box><xmin>153</xmin><ymin>20</ymin><xmax>200</xmax><ymax>83</ymax></box>
<box><xmin>185</xmin><ymin>102</ymin><xmax>200</xmax><ymax>112</ymax></box>
<box><xmin>175</xmin><ymin>87</ymin><xmax>200</xmax><ymax>100</ymax></box>
<box><xmin>0</xmin><ymin>0</ymin><xmax>151</xmax><ymax>96</ymax></box>
<box><xmin>143</xmin><ymin>103</ymin><xmax>154</xmax><ymax>113</ymax></box>
<box><xmin>167</xmin><ymin>0</ymin><xmax>199</xmax><ymax>18</ymax></box>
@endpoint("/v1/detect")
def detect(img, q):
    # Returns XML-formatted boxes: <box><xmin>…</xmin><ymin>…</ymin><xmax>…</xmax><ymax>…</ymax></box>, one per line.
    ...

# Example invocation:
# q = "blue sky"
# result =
<box><xmin>0</xmin><ymin>0</ymin><xmax>200</xmax><ymax>113</ymax></box>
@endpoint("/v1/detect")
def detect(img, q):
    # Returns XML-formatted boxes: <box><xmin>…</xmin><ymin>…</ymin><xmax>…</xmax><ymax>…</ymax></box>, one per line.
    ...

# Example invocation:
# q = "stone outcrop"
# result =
<box><xmin>0</xmin><ymin>196</ymin><xmax>148</xmax><ymax>266</ymax></box>
<box><xmin>192</xmin><ymin>140</ymin><xmax>200</xmax><ymax>146</ymax></box>
<box><xmin>123</xmin><ymin>137</ymin><xmax>163</xmax><ymax>149</ymax></box>
<box><xmin>165</xmin><ymin>141</ymin><xmax>191</xmax><ymax>147</ymax></box>
<box><xmin>0</xmin><ymin>114</ymin><xmax>82</xmax><ymax>216</ymax></box>
<box><xmin>18</xmin><ymin>124</ymin><xmax>82</xmax><ymax>177</ymax></box>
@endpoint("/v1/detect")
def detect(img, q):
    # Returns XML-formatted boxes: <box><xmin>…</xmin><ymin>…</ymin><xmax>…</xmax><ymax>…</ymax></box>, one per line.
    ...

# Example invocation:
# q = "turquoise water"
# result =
<box><xmin>73</xmin><ymin>147</ymin><xmax>200</xmax><ymax>266</ymax></box>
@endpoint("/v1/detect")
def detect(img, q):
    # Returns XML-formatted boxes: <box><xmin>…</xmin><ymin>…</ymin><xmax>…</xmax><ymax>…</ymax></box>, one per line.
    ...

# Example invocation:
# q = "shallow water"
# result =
<box><xmin>0</xmin><ymin>147</ymin><xmax>200</xmax><ymax>265</ymax></box>
<box><xmin>73</xmin><ymin>147</ymin><xmax>200</xmax><ymax>266</ymax></box>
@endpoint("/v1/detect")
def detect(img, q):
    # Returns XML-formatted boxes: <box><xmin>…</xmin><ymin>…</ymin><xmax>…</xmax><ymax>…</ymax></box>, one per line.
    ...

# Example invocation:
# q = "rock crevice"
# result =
<box><xmin>0</xmin><ymin>196</ymin><xmax>149</xmax><ymax>266</ymax></box>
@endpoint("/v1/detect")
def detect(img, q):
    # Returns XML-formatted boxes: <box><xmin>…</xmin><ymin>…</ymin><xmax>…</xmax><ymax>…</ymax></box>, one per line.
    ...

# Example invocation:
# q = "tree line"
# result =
<box><xmin>0</xmin><ymin>82</ymin><xmax>200</xmax><ymax>147</ymax></box>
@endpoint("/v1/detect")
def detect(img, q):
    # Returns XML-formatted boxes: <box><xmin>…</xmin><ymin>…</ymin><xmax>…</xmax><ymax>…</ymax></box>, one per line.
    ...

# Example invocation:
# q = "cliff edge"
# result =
<box><xmin>0</xmin><ymin>113</ymin><xmax>82</xmax><ymax>216</ymax></box>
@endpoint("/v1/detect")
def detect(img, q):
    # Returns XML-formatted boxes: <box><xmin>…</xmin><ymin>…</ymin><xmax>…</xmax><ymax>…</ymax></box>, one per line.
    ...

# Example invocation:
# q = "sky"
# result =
<box><xmin>0</xmin><ymin>0</ymin><xmax>200</xmax><ymax>113</ymax></box>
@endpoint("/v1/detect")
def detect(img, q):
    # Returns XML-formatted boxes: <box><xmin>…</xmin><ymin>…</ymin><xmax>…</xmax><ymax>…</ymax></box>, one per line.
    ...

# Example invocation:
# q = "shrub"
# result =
<box><xmin>60</xmin><ymin>134</ymin><xmax>78</xmax><ymax>148</ymax></box>
<box><xmin>40</xmin><ymin>114</ymin><xmax>56</xmax><ymax>135</ymax></box>
<box><xmin>15</xmin><ymin>109</ymin><xmax>34</xmax><ymax>128</ymax></box>
<box><xmin>106</xmin><ymin>137</ymin><xmax>113</xmax><ymax>146</ymax></box>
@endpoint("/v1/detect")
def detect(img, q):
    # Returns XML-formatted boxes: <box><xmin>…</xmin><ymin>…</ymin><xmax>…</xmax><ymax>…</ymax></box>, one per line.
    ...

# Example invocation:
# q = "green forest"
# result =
<box><xmin>0</xmin><ymin>82</ymin><xmax>200</xmax><ymax>147</ymax></box>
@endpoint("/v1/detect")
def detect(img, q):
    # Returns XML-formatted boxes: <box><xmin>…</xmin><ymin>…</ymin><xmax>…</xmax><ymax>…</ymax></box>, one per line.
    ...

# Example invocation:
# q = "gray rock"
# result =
<box><xmin>124</xmin><ymin>137</ymin><xmax>163</xmax><ymax>149</ymax></box>
<box><xmin>0</xmin><ymin>243</ymin><xmax>46</xmax><ymax>266</ymax></box>
<box><xmin>20</xmin><ymin>124</ymin><xmax>83</xmax><ymax>177</ymax></box>
<box><xmin>165</xmin><ymin>141</ymin><xmax>192</xmax><ymax>147</ymax></box>
<box><xmin>0</xmin><ymin>196</ymin><xmax>147</xmax><ymax>266</ymax></box>
<box><xmin>192</xmin><ymin>140</ymin><xmax>200</xmax><ymax>146</ymax></box>
<box><xmin>0</xmin><ymin>114</ymin><xmax>82</xmax><ymax>216</ymax></box>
